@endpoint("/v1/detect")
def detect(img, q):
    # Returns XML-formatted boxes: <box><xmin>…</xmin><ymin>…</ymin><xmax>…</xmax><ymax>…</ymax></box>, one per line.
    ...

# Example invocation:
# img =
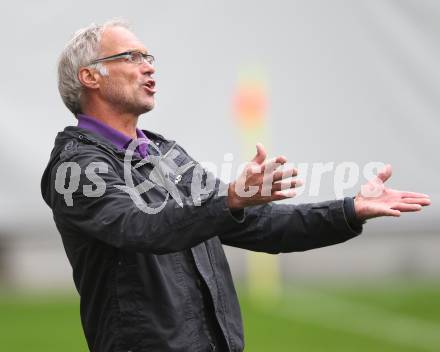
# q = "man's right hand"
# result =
<box><xmin>227</xmin><ymin>143</ymin><xmax>301</xmax><ymax>209</ymax></box>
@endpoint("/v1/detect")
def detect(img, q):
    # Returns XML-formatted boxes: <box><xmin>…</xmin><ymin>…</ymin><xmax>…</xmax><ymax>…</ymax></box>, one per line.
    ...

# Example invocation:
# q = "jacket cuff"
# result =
<box><xmin>229</xmin><ymin>208</ymin><xmax>246</xmax><ymax>223</ymax></box>
<box><xmin>218</xmin><ymin>196</ymin><xmax>246</xmax><ymax>223</ymax></box>
<box><xmin>200</xmin><ymin>196</ymin><xmax>246</xmax><ymax>235</ymax></box>
<box><xmin>320</xmin><ymin>200</ymin><xmax>362</xmax><ymax>241</ymax></box>
<box><xmin>343</xmin><ymin>197</ymin><xmax>365</xmax><ymax>233</ymax></box>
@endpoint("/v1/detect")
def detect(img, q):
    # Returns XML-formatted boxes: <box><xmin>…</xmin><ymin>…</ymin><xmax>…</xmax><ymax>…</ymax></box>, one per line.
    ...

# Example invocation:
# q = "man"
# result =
<box><xmin>41</xmin><ymin>20</ymin><xmax>430</xmax><ymax>352</ymax></box>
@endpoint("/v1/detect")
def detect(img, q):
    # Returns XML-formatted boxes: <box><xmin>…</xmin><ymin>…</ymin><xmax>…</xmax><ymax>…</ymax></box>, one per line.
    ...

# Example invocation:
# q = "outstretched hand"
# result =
<box><xmin>354</xmin><ymin>164</ymin><xmax>431</xmax><ymax>221</ymax></box>
<box><xmin>227</xmin><ymin>143</ymin><xmax>301</xmax><ymax>209</ymax></box>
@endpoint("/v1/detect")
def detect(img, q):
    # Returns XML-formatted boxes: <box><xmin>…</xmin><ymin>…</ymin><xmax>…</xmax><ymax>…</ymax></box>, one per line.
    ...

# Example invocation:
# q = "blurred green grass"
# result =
<box><xmin>1</xmin><ymin>281</ymin><xmax>439</xmax><ymax>351</ymax></box>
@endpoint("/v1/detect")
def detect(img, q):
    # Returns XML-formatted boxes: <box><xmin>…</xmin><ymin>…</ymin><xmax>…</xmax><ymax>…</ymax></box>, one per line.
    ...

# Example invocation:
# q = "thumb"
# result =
<box><xmin>376</xmin><ymin>164</ymin><xmax>392</xmax><ymax>183</ymax></box>
<box><xmin>251</xmin><ymin>143</ymin><xmax>267</xmax><ymax>164</ymax></box>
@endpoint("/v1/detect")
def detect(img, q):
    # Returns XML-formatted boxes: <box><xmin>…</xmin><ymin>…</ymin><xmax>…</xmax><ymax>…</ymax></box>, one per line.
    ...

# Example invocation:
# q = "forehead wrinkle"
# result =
<box><xmin>100</xmin><ymin>27</ymin><xmax>148</xmax><ymax>56</ymax></box>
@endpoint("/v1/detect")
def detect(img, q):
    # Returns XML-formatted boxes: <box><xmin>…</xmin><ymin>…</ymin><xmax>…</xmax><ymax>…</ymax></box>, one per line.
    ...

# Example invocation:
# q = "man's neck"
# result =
<box><xmin>82</xmin><ymin>105</ymin><xmax>139</xmax><ymax>140</ymax></box>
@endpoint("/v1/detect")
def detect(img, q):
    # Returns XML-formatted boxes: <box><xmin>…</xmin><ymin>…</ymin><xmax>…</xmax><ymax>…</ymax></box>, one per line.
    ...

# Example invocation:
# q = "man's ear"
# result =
<box><xmin>78</xmin><ymin>67</ymin><xmax>101</xmax><ymax>89</ymax></box>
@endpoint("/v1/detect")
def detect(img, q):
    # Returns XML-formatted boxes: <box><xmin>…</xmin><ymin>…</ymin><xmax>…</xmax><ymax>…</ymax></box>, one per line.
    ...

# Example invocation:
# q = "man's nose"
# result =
<box><xmin>140</xmin><ymin>60</ymin><xmax>155</xmax><ymax>75</ymax></box>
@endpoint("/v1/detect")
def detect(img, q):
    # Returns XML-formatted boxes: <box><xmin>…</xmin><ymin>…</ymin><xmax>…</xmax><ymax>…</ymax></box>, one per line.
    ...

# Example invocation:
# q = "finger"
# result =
<box><xmin>251</xmin><ymin>143</ymin><xmax>267</xmax><ymax>164</ymax></box>
<box><xmin>385</xmin><ymin>209</ymin><xmax>401</xmax><ymax>217</ymax></box>
<box><xmin>391</xmin><ymin>203</ymin><xmax>422</xmax><ymax>212</ymax></box>
<box><xmin>401</xmin><ymin>197</ymin><xmax>431</xmax><ymax>206</ymax></box>
<box><xmin>273</xmin><ymin>167</ymin><xmax>298</xmax><ymax>182</ymax></box>
<box><xmin>247</xmin><ymin>163</ymin><xmax>263</xmax><ymax>175</ymax></box>
<box><xmin>272</xmin><ymin>189</ymin><xmax>296</xmax><ymax>200</ymax></box>
<box><xmin>385</xmin><ymin>209</ymin><xmax>400</xmax><ymax>217</ymax></box>
<box><xmin>377</xmin><ymin>164</ymin><xmax>392</xmax><ymax>183</ymax></box>
<box><xmin>261</xmin><ymin>156</ymin><xmax>287</xmax><ymax>173</ymax></box>
<box><xmin>401</xmin><ymin>191</ymin><xmax>430</xmax><ymax>199</ymax></box>
<box><xmin>271</xmin><ymin>179</ymin><xmax>303</xmax><ymax>192</ymax></box>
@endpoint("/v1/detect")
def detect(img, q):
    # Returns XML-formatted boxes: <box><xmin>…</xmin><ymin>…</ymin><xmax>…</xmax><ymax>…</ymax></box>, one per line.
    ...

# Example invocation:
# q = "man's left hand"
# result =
<box><xmin>354</xmin><ymin>164</ymin><xmax>431</xmax><ymax>221</ymax></box>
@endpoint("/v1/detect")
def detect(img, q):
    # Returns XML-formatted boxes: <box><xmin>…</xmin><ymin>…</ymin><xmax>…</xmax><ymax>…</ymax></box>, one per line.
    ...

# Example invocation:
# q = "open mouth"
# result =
<box><xmin>142</xmin><ymin>80</ymin><xmax>156</xmax><ymax>94</ymax></box>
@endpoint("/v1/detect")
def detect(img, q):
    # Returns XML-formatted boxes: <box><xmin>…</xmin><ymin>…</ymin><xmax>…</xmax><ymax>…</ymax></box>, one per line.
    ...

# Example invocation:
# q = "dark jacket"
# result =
<box><xmin>41</xmin><ymin>126</ymin><xmax>362</xmax><ymax>352</ymax></box>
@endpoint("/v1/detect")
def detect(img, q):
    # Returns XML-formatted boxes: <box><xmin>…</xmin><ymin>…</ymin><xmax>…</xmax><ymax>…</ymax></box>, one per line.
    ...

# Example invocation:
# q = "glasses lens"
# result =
<box><xmin>145</xmin><ymin>55</ymin><xmax>154</xmax><ymax>65</ymax></box>
<box><xmin>129</xmin><ymin>51</ymin><xmax>144</xmax><ymax>64</ymax></box>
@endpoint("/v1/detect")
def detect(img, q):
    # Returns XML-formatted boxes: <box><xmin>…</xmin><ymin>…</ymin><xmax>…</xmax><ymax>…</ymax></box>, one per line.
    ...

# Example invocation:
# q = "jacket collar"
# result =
<box><xmin>77</xmin><ymin>114</ymin><xmax>149</xmax><ymax>158</ymax></box>
<box><xmin>57</xmin><ymin>126</ymin><xmax>171</xmax><ymax>161</ymax></box>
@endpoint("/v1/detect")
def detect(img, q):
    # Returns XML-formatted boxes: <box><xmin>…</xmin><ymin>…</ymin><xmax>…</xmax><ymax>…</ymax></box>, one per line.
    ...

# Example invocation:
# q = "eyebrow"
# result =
<box><xmin>126</xmin><ymin>48</ymin><xmax>149</xmax><ymax>54</ymax></box>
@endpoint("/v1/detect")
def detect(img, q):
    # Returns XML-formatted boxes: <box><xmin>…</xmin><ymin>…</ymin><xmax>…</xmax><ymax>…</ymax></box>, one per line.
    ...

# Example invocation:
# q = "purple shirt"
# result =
<box><xmin>77</xmin><ymin>114</ymin><xmax>149</xmax><ymax>158</ymax></box>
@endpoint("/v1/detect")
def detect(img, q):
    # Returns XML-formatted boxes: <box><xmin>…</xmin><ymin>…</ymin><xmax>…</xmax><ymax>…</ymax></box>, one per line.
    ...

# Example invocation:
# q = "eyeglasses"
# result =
<box><xmin>89</xmin><ymin>50</ymin><xmax>155</xmax><ymax>66</ymax></box>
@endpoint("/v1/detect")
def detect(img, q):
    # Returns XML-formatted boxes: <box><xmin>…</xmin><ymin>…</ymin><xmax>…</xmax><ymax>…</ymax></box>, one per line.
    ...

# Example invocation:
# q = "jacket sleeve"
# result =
<box><xmin>219</xmin><ymin>199</ymin><xmax>363</xmax><ymax>253</ymax></box>
<box><xmin>48</xmin><ymin>151</ymin><xmax>244</xmax><ymax>254</ymax></box>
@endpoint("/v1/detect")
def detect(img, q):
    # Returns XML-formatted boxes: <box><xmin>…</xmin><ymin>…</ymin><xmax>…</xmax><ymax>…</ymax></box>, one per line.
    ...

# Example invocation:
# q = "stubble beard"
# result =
<box><xmin>103</xmin><ymin>80</ymin><xmax>154</xmax><ymax>116</ymax></box>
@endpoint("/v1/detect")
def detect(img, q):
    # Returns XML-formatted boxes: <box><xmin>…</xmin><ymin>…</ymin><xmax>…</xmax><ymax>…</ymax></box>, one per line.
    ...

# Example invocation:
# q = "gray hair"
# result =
<box><xmin>57</xmin><ymin>19</ymin><xmax>130</xmax><ymax>115</ymax></box>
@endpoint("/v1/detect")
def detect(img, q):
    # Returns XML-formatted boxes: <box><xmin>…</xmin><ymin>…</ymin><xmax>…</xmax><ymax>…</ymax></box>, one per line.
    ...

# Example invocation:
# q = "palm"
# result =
<box><xmin>355</xmin><ymin>165</ymin><xmax>431</xmax><ymax>220</ymax></box>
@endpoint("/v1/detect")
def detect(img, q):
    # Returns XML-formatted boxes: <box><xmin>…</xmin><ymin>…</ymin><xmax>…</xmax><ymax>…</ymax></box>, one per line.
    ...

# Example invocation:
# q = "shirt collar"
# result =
<box><xmin>77</xmin><ymin>114</ymin><xmax>149</xmax><ymax>158</ymax></box>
